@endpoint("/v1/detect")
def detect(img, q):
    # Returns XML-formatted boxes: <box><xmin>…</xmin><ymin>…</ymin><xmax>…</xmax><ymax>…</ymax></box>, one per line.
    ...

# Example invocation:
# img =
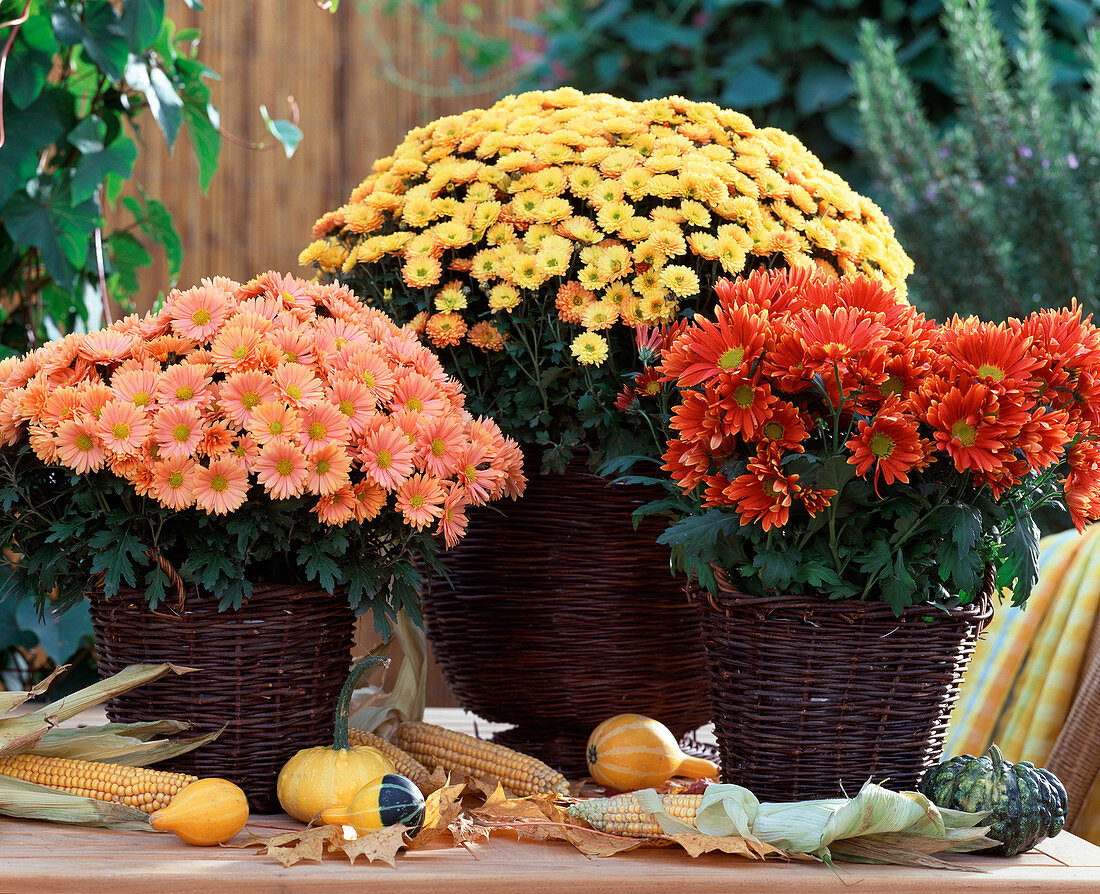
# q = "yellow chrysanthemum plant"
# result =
<box><xmin>303</xmin><ymin>88</ymin><xmax>912</xmax><ymax>472</ymax></box>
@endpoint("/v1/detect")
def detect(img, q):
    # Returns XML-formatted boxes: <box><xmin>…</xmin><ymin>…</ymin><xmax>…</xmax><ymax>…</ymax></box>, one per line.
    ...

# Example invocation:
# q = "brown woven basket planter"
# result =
<box><xmin>90</xmin><ymin>583</ymin><xmax>355</xmax><ymax>811</ymax></box>
<box><xmin>423</xmin><ymin>452</ymin><xmax>711</xmax><ymax>777</ymax></box>
<box><xmin>694</xmin><ymin>567</ymin><xmax>993</xmax><ymax>801</ymax></box>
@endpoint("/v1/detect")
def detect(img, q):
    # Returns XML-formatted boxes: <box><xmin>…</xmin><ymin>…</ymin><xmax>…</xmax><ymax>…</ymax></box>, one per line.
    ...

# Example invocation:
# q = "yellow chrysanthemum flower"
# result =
<box><xmin>659</xmin><ymin>264</ymin><xmax>701</xmax><ymax>298</ymax></box>
<box><xmin>488</xmin><ymin>283</ymin><xmax>522</xmax><ymax>312</ymax></box>
<box><xmin>580</xmin><ymin>300</ymin><xmax>619</xmax><ymax>331</ymax></box>
<box><xmin>570</xmin><ymin>332</ymin><xmax>609</xmax><ymax>366</ymax></box>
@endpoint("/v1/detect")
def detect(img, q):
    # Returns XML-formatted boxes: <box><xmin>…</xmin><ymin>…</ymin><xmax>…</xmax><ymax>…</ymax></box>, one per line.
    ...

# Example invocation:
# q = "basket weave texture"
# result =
<box><xmin>695</xmin><ymin>566</ymin><xmax>994</xmax><ymax>801</ymax></box>
<box><xmin>90</xmin><ymin>583</ymin><xmax>355</xmax><ymax>811</ymax></box>
<box><xmin>422</xmin><ymin>452</ymin><xmax>712</xmax><ymax>776</ymax></box>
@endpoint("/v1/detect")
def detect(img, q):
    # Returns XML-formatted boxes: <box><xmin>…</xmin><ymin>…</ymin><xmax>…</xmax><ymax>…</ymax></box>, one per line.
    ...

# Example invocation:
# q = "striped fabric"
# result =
<box><xmin>944</xmin><ymin>526</ymin><xmax>1100</xmax><ymax>844</ymax></box>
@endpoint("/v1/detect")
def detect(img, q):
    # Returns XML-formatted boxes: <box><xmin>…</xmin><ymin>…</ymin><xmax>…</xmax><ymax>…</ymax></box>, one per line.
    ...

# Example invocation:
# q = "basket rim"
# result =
<box><xmin>697</xmin><ymin>563</ymin><xmax>995</xmax><ymax>626</ymax></box>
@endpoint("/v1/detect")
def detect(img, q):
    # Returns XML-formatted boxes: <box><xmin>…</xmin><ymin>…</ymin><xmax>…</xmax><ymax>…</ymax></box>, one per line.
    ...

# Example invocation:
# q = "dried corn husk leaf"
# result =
<box><xmin>31</xmin><ymin>722</ymin><xmax>223</xmax><ymax>765</ymax></box>
<box><xmin>349</xmin><ymin>611</ymin><xmax>426</xmax><ymax>737</ymax></box>
<box><xmin>0</xmin><ymin>775</ymin><xmax>151</xmax><ymax>830</ymax></box>
<box><xmin>0</xmin><ymin>663</ymin><xmax>197</xmax><ymax>757</ymax></box>
<box><xmin>0</xmin><ymin>666</ymin><xmax>68</xmax><ymax>715</ymax></box>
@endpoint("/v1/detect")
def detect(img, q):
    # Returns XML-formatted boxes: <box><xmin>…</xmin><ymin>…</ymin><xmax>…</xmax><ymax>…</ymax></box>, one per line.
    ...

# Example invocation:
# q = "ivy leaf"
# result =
<box><xmin>259</xmin><ymin>105</ymin><xmax>302</xmax><ymax>159</ymax></box>
<box><xmin>71</xmin><ymin>133</ymin><xmax>137</xmax><ymax>204</ymax></box>
<box><xmin>795</xmin><ymin>61</ymin><xmax>852</xmax><ymax>113</ymax></box>
<box><xmin>176</xmin><ymin>59</ymin><xmax>221</xmax><ymax>191</ymax></box>
<box><xmin>122</xmin><ymin>193</ymin><xmax>182</xmax><ymax>283</ymax></box>
<box><xmin>127</xmin><ymin>60</ymin><xmax>184</xmax><ymax>148</ymax></box>
<box><xmin>6</xmin><ymin>14</ymin><xmax>58</xmax><ymax>109</ymax></box>
<box><xmin>119</xmin><ymin>0</ymin><xmax>165</xmax><ymax>53</ymax></box>
<box><xmin>80</xmin><ymin>0</ymin><xmax>130</xmax><ymax>82</ymax></box>
<box><xmin>50</xmin><ymin>3</ymin><xmax>85</xmax><ymax>45</ymax></box>
<box><xmin>2</xmin><ymin>177</ymin><xmax>98</xmax><ymax>291</ymax></box>
<box><xmin>0</xmin><ymin>87</ymin><xmax>74</xmax><ymax>205</ymax></box>
<box><xmin>104</xmin><ymin>231</ymin><xmax>153</xmax><ymax>303</ymax></box>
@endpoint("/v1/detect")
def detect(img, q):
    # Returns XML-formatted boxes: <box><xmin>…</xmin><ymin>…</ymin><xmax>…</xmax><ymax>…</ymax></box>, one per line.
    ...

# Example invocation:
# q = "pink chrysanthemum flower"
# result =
<box><xmin>248</xmin><ymin>400</ymin><xmax>300</xmax><ymax>445</ymax></box>
<box><xmin>41</xmin><ymin>386</ymin><xmax>82</xmax><ymax>427</ymax></box>
<box><xmin>152</xmin><ymin>404</ymin><xmax>204</xmax><ymax>458</ymax></box>
<box><xmin>417</xmin><ymin>415</ymin><xmax>465</xmax><ymax>478</ymax></box>
<box><xmin>210</xmin><ymin>323</ymin><xmax>266</xmax><ymax>374</ymax></box>
<box><xmin>229</xmin><ymin>434</ymin><xmax>261</xmax><ymax>471</ymax></box>
<box><xmin>198</xmin><ymin>421</ymin><xmax>235</xmax><ymax>458</ymax></box>
<box><xmin>305</xmin><ymin>442</ymin><xmax>352</xmax><ymax>495</ymax></box>
<box><xmin>395</xmin><ymin>473</ymin><xmax>446</xmax><ymax>529</ymax></box>
<box><xmin>437</xmin><ymin>483</ymin><xmax>469</xmax><ymax>548</ymax></box>
<box><xmin>314</xmin><ymin>485</ymin><xmax>359</xmax><ymax>526</ymax></box>
<box><xmin>28</xmin><ymin>425</ymin><xmax>58</xmax><ymax>463</ymax></box>
<box><xmin>77</xmin><ymin>329</ymin><xmax>137</xmax><ymax>363</ymax></box>
<box><xmin>79</xmin><ymin>383</ymin><xmax>112</xmax><ymax>420</ymax></box>
<box><xmin>110</xmin><ymin>367</ymin><xmax>159</xmax><ymax>411</ymax></box>
<box><xmin>56</xmin><ymin>416</ymin><xmax>106</xmax><ymax>473</ymax></box>
<box><xmin>352</xmin><ymin>480</ymin><xmax>387</xmax><ymax>522</ymax></box>
<box><xmin>152</xmin><ymin>456</ymin><xmax>197</xmax><ymax>510</ymax></box>
<box><xmin>360</xmin><ymin>425</ymin><xmax>416</xmax><ymax>490</ymax></box>
<box><xmin>342</xmin><ymin>347</ymin><xmax>397</xmax><ymax>405</ymax></box>
<box><xmin>255</xmin><ymin>440</ymin><xmax>309</xmax><ymax>500</ymax></box>
<box><xmin>299</xmin><ymin>402</ymin><xmax>350</xmax><ymax>453</ymax></box>
<box><xmin>327</xmin><ymin>376</ymin><xmax>376</xmax><ymax>436</ymax></box>
<box><xmin>156</xmin><ymin>363</ymin><xmax>213</xmax><ymax>410</ymax></box>
<box><xmin>272</xmin><ymin>327</ymin><xmax>315</xmax><ymax>366</ymax></box>
<box><xmin>454</xmin><ymin>442</ymin><xmax>504</xmax><ymax>505</ymax></box>
<box><xmin>219</xmin><ymin>370</ymin><xmax>277</xmax><ymax>427</ymax></box>
<box><xmin>193</xmin><ymin>457</ymin><xmax>249</xmax><ymax>515</ymax></box>
<box><xmin>98</xmin><ymin>401</ymin><xmax>152</xmax><ymax>455</ymax></box>
<box><xmin>167</xmin><ymin>285</ymin><xmax>231</xmax><ymax>342</ymax></box>
<box><xmin>273</xmin><ymin>363</ymin><xmax>325</xmax><ymax>408</ymax></box>
<box><xmin>391</xmin><ymin>371</ymin><xmax>447</xmax><ymax>418</ymax></box>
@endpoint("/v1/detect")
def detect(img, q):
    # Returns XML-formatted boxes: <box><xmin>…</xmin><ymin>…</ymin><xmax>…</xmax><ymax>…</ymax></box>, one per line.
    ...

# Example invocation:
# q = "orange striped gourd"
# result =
<box><xmin>585</xmin><ymin>714</ymin><xmax>718</xmax><ymax>791</ymax></box>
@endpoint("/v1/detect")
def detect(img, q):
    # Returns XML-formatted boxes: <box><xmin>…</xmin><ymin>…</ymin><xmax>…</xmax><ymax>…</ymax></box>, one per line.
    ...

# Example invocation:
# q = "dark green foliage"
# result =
<box><xmin>918</xmin><ymin>744</ymin><xmax>1069</xmax><ymax>855</ymax></box>
<box><xmin>0</xmin><ymin>0</ymin><xmax>301</xmax><ymax>357</ymax></box>
<box><xmin>510</xmin><ymin>0</ymin><xmax>1099</xmax><ymax>183</ymax></box>
<box><xmin>856</xmin><ymin>0</ymin><xmax>1100</xmax><ymax>322</ymax></box>
<box><xmin>0</xmin><ymin>440</ymin><xmax>442</xmax><ymax>638</ymax></box>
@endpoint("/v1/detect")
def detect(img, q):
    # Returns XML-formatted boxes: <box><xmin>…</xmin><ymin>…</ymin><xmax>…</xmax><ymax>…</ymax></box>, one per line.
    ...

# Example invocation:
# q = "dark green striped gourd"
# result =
<box><xmin>917</xmin><ymin>744</ymin><xmax>1068</xmax><ymax>856</ymax></box>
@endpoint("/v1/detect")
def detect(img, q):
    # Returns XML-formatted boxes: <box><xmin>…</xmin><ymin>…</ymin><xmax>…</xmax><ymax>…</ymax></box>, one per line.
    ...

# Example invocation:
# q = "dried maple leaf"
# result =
<box><xmin>335</xmin><ymin>825</ymin><xmax>408</xmax><ymax>867</ymax></box>
<box><xmin>449</xmin><ymin>811</ymin><xmax>490</xmax><ymax>848</ymax></box>
<box><xmin>232</xmin><ymin>825</ymin><xmax>344</xmax><ymax>867</ymax></box>
<box><xmin>406</xmin><ymin>781</ymin><xmax>467</xmax><ymax>849</ymax></box>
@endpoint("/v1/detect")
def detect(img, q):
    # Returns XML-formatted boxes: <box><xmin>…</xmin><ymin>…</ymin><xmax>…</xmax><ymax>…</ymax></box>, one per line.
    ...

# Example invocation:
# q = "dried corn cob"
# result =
<box><xmin>394</xmin><ymin>721</ymin><xmax>569</xmax><ymax>797</ymax></box>
<box><xmin>0</xmin><ymin>753</ymin><xmax>196</xmax><ymax>814</ymax></box>
<box><xmin>567</xmin><ymin>792</ymin><xmax>703</xmax><ymax>837</ymax></box>
<box><xmin>348</xmin><ymin>728</ymin><xmax>435</xmax><ymax>792</ymax></box>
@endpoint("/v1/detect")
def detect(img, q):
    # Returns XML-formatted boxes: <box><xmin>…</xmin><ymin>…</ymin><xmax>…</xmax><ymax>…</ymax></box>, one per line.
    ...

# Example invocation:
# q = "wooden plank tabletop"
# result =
<box><xmin>3</xmin><ymin>815</ymin><xmax>1100</xmax><ymax>894</ymax></box>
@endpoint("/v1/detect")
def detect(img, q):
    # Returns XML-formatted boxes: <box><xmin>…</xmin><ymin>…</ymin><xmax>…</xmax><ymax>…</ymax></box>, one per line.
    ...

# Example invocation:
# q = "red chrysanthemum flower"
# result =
<box><xmin>939</xmin><ymin>317</ymin><xmax>1042</xmax><ymax>396</ymax></box>
<box><xmin>922</xmin><ymin>383</ymin><xmax>1007</xmax><ymax>473</ymax></box>
<box><xmin>756</xmin><ymin>399</ymin><xmax>809</xmax><ymax>452</ymax></box>
<box><xmin>722</xmin><ymin>444</ymin><xmax>800</xmax><ymax>531</ymax></box>
<box><xmin>846</xmin><ymin>398</ymin><xmax>924</xmax><ymax>487</ymax></box>
<box><xmin>661</xmin><ymin>301</ymin><xmax>767</xmax><ymax>386</ymax></box>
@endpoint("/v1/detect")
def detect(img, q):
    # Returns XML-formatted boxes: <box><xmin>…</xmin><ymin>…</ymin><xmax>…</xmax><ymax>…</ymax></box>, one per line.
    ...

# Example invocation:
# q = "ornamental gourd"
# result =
<box><xmin>277</xmin><ymin>656</ymin><xmax>396</xmax><ymax>822</ymax></box>
<box><xmin>149</xmin><ymin>778</ymin><xmax>249</xmax><ymax>846</ymax></box>
<box><xmin>586</xmin><ymin>714</ymin><xmax>719</xmax><ymax>791</ymax></box>
<box><xmin>917</xmin><ymin>744</ymin><xmax>1068</xmax><ymax>856</ymax></box>
<box><xmin>320</xmin><ymin>773</ymin><xmax>426</xmax><ymax>836</ymax></box>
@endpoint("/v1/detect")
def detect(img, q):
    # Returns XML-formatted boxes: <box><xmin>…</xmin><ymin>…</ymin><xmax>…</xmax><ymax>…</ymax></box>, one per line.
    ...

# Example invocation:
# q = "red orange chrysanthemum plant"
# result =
<box><xmin>644</xmin><ymin>268</ymin><xmax>1100</xmax><ymax>612</ymax></box>
<box><xmin>0</xmin><ymin>273</ymin><xmax>525</xmax><ymax>630</ymax></box>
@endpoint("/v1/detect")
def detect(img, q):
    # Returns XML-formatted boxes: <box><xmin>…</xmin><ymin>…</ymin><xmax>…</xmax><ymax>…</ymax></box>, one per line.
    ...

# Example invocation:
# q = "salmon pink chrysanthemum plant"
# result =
<box><xmin>0</xmin><ymin>272</ymin><xmax>525</xmax><ymax>631</ymax></box>
<box><xmin>633</xmin><ymin>268</ymin><xmax>1100</xmax><ymax>613</ymax></box>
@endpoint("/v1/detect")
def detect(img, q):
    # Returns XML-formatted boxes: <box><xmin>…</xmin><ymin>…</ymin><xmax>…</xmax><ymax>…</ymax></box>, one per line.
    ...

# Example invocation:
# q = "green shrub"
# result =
<box><xmin>856</xmin><ymin>0</ymin><xmax>1100</xmax><ymax>322</ymax></box>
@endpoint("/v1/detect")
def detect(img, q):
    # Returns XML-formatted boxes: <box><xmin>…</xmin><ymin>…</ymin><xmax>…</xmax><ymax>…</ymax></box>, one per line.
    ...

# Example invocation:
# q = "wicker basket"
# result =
<box><xmin>694</xmin><ymin>566</ymin><xmax>994</xmax><ymax>800</ymax></box>
<box><xmin>422</xmin><ymin>452</ymin><xmax>711</xmax><ymax>776</ymax></box>
<box><xmin>90</xmin><ymin>583</ymin><xmax>355</xmax><ymax>811</ymax></box>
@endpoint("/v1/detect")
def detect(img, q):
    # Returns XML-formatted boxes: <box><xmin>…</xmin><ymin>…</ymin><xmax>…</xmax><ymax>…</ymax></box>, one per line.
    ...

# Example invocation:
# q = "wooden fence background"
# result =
<box><xmin>125</xmin><ymin>0</ymin><xmax>542</xmax><ymax>707</ymax></box>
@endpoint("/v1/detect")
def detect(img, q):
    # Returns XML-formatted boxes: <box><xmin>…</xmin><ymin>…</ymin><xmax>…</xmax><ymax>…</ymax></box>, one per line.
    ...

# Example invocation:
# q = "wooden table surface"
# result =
<box><xmin>4</xmin><ymin>814</ymin><xmax>1100</xmax><ymax>894</ymax></box>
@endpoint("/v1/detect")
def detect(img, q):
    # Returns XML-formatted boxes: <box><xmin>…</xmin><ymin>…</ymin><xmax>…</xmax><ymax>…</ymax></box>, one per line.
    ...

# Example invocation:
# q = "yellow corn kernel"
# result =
<box><xmin>393</xmin><ymin>721</ymin><xmax>570</xmax><ymax>798</ymax></box>
<box><xmin>348</xmin><ymin>728</ymin><xmax>435</xmax><ymax>792</ymax></box>
<box><xmin>566</xmin><ymin>792</ymin><xmax>703</xmax><ymax>837</ymax></box>
<box><xmin>0</xmin><ymin>753</ymin><xmax>197</xmax><ymax>815</ymax></box>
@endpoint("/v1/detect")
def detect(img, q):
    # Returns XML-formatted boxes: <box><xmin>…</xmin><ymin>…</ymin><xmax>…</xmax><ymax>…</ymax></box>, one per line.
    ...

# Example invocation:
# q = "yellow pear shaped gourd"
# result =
<box><xmin>586</xmin><ymin>713</ymin><xmax>719</xmax><ymax>791</ymax></box>
<box><xmin>276</xmin><ymin>656</ymin><xmax>396</xmax><ymax>822</ymax></box>
<box><xmin>149</xmin><ymin>778</ymin><xmax>249</xmax><ymax>846</ymax></box>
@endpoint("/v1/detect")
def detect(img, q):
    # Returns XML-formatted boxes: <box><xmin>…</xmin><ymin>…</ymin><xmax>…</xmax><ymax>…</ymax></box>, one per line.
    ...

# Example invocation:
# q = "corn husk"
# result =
<box><xmin>0</xmin><ymin>662</ymin><xmax>219</xmax><ymax>830</ymax></box>
<box><xmin>348</xmin><ymin>612</ymin><xmax>426</xmax><ymax>738</ymax></box>
<box><xmin>636</xmin><ymin>781</ymin><xmax>994</xmax><ymax>867</ymax></box>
